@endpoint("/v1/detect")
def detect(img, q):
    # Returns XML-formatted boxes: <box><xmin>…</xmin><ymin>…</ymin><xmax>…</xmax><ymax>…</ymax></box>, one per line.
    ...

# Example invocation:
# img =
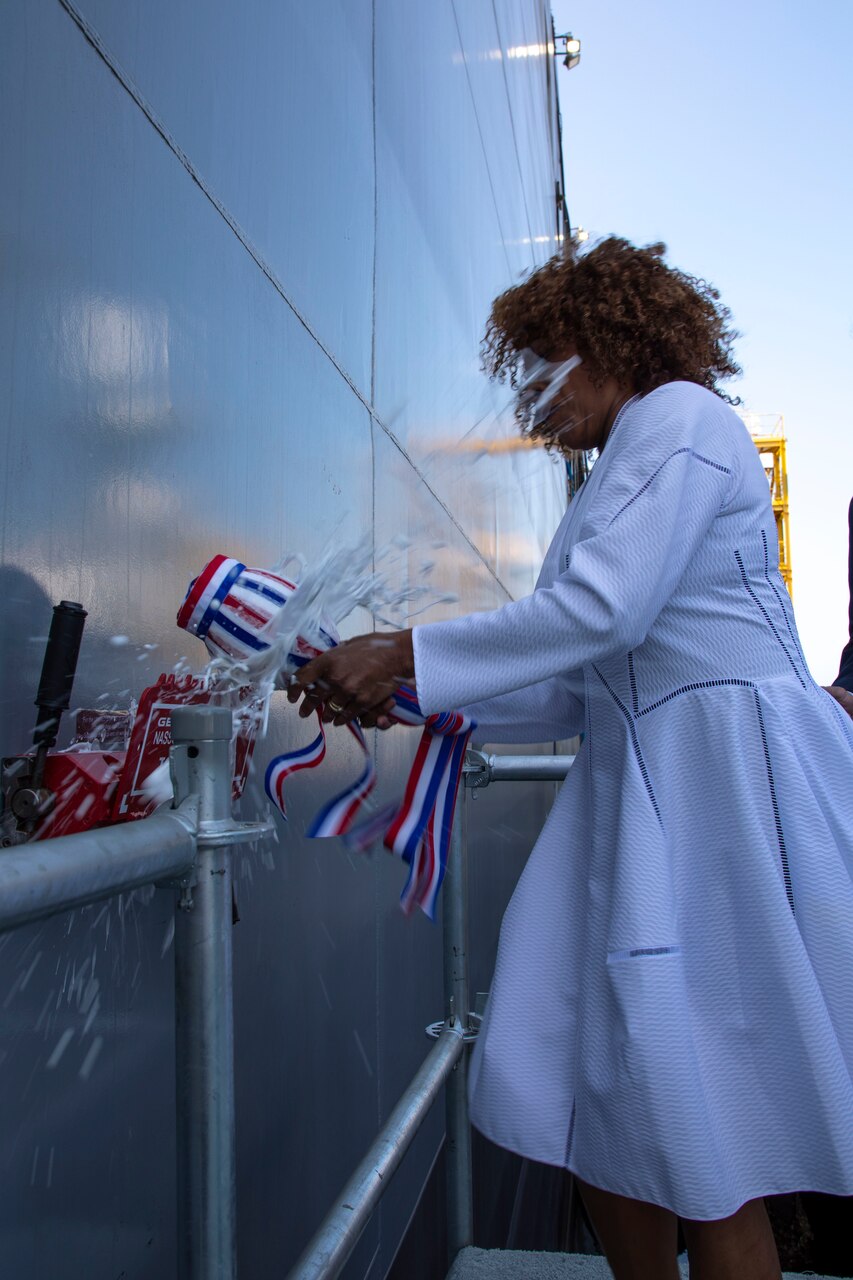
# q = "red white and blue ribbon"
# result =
<box><xmin>178</xmin><ymin>555</ymin><xmax>475</xmax><ymax>918</ymax></box>
<box><xmin>303</xmin><ymin>718</ymin><xmax>378</xmax><ymax>837</ymax></box>
<box><xmin>263</xmin><ymin>713</ymin><xmax>329</xmax><ymax>815</ymax></box>
<box><xmin>263</xmin><ymin>689</ymin><xmax>473</xmax><ymax>918</ymax></box>
<box><xmin>382</xmin><ymin>704</ymin><xmax>473</xmax><ymax>916</ymax></box>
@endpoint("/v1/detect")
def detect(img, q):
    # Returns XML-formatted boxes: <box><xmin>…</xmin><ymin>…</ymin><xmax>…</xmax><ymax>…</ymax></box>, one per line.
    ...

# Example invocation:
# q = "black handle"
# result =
<box><xmin>33</xmin><ymin>600</ymin><xmax>88</xmax><ymax>748</ymax></box>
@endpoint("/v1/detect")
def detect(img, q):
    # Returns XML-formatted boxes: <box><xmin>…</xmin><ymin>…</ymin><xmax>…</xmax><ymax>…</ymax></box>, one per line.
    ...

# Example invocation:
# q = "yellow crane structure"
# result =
<box><xmin>739</xmin><ymin>412</ymin><xmax>793</xmax><ymax>597</ymax></box>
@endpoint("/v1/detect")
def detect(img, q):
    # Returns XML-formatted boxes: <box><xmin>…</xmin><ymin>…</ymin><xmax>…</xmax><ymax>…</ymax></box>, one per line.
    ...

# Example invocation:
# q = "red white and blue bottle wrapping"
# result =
<box><xmin>176</xmin><ymin>554</ymin><xmax>337</xmax><ymax>666</ymax></box>
<box><xmin>178</xmin><ymin>555</ymin><xmax>474</xmax><ymax>918</ymax></box>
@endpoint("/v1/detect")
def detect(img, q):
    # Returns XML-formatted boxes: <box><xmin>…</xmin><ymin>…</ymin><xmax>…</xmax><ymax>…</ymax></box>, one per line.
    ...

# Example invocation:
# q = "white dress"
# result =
<box><xmin>412</xmin><ymin>380</ymin><xmax>853</xmax><ymax>1220</ymax></box>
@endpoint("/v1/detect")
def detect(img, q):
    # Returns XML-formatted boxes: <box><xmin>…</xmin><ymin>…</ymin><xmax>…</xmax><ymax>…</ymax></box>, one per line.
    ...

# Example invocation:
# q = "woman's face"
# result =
<box><xmin>518</xmin><ymin>343</ymin><xmax>635</xmax><ymax>453</ymax></box>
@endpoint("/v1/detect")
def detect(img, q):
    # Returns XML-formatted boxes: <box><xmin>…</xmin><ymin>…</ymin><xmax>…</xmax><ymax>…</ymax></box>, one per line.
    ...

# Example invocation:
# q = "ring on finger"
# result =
<box><xmin>328</xmin><ymin>700</ymin><xmax>345</xmax><ymax>714</ymax></box>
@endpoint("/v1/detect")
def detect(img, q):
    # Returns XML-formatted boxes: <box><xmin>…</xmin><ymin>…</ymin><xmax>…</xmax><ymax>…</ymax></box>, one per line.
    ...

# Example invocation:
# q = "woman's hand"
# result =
<box><xmin>287</xmin><ymin>630</ymin><xmax>415</xmax><ymax>727</ymax></box>
<box><xmin>823</xmin><ymin>684</ymin><xmax>853</xmax><ymax>721</ymax></box>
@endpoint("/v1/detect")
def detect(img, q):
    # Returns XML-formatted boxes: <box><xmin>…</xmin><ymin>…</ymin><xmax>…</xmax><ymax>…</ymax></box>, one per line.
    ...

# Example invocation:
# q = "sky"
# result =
<box><xmin>550</xmin><ymin>0</ymin><xmax>853</xmax><ymax>682</ymax></box>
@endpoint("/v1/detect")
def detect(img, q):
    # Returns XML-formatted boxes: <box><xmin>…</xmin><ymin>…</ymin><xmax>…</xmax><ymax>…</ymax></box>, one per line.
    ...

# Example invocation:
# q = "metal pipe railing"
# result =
<box><xmin>288</xmin><ymin>1025</ymin><xmax>465</xmax><ymax>1280</ymax></box>
<box><xmin>172</xmin><ymin>707</ymin><xmax>240</xmax><ymax>1280</ymax></box>
<box><xmin>465</xmin><ymin>751</ymin><xmax>576</xmax><ymax>785</ymax></box>
<box><xmin>0</xmin><ymin>715</ymin><xmax>574</xmax><ymax>1280</ymax></box>
<box><xmin>290</xmin><ymin>746</ymin><xmax>576</xmax><ymax>1280</ymax></box>
<box><xmin>443</xmin><ymin>790</ymin><xmax>473</xmax><ymax>1258</ymax></box>
<box><xmin>0</xmin><ymin>704</ymin><xmax>271</xmax><ymax>1280</ymax></box>
<box><xmin>0</xmin><ymin>808</ymin><xmax>196</xmax><ymax>934</ymax></box>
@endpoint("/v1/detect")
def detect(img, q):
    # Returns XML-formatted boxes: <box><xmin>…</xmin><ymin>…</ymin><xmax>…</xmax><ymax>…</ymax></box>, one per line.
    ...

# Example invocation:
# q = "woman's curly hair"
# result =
<box><xmin>483</xmin><ymin>237</ymin><xmax>742</xmax><ymax>426</ymax></box>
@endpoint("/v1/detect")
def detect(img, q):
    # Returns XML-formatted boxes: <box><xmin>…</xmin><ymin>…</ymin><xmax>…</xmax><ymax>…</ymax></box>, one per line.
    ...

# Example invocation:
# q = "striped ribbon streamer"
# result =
<box><xmin>178</xmin><ymin>555</ymin><xmax>474</xmax><ymax>917</ymax></box>
<box><xmin>262</xmin><ymin>685</ymin><xmax>473</xmax><ymax>919</ymax></box>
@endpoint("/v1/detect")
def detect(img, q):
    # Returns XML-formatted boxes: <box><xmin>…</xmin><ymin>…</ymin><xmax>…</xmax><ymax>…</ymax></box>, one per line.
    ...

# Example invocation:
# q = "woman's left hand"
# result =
<box><xmin>287</xmin><ymin>630</ymin><xmax>415</xmax><ymax>727</ymax></box>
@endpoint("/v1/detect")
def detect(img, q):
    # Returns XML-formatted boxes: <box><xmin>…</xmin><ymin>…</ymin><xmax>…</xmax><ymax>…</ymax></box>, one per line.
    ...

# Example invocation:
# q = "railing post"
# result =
<box><xmin>443</xmin><ymin>783</ymin><xmax>473</xmax><ymax>1261</ymax></box>
<box><xmin>172</xmin><ymin>706</ymin><xmax>238</xmax><ymax>1280</ymax></box>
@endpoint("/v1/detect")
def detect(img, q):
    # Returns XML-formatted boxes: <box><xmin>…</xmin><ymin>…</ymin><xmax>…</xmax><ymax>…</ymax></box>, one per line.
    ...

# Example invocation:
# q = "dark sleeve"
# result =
<box><xmin>835</xmin><ymin>499</ymin><xmax>853</xmax><ymax>691</ymax></box>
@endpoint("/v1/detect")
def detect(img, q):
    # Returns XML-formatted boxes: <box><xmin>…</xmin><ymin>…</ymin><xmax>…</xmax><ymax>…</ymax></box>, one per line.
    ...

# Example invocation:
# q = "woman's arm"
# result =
<box><xmin>290</xmin><ymin>387</ymin><xmax>735</xmax><ymax>722</ymax></box>
<box><xmin>459</xmin><ymin>670</ymin><xmax>584</xmax><ymax>743</ymax></box>
<box><xmin>287</xmin><ymin>633</ymin><xmax>584</xmax><ymax>738</ymax></box>
<box><xmin>413</xmin><ymin>388</ymin><xmax>735</xmax><ymax>713</ymax></box>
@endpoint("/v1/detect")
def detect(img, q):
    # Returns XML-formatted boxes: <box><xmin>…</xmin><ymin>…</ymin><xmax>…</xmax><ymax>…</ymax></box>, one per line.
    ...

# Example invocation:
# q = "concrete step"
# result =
<box><xmin>446</xmin><ymin>1246</ymin><xmax>846</xmax><ymax>1279</ymax></box>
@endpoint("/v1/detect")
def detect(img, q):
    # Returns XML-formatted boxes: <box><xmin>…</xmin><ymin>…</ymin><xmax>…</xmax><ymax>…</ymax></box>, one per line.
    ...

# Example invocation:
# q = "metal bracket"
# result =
<box><xmin>195</xmin><ymin>818</ymin><xmax>274</xmax><ymax>848</ymax></box>
<box><xmin>154</xmin><ymin>795</ymin><xmax>272</xmax><ymax>888</ymax></box>
<box><xmin>425</xmin><ymin>1014</ymin><xmax>481</xmax><ymax>1044</ymax></box>
<box><xmin>462</xmin><ymin>749</ymin><xmax>491</xmax><ymax>790</ymax></box>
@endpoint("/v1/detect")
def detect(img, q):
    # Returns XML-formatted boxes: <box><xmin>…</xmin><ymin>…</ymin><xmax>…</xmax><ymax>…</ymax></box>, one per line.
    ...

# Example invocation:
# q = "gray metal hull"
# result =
<box><xmin>0</xmin><ymin>2</ymin><xmax>567</xmax><ymax>1275</ymax></box>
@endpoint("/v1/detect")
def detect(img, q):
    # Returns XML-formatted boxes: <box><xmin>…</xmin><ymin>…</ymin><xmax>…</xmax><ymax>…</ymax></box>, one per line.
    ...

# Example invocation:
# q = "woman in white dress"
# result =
<box><xmin>290</xmin><ymin>238</ymin><xmax>853</xmax><ymax>1280</ymax></box>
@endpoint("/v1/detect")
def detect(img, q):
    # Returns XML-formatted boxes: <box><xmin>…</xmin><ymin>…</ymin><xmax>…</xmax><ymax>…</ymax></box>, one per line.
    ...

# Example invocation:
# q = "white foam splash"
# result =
<box><xmin>140</xmin><ymin>759</ymin><xmax>173</xmax><ymax>807</ymax></box>
<box><xmin>201</xmin><ymin>536</ymin><xmax>455</xmax><ymax>711</ymax></box>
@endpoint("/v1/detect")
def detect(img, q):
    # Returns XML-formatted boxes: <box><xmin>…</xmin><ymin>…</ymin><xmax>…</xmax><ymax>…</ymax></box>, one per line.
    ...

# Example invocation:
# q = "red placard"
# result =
<box><xmin>111</xmin><ymin>674</ymin><xmax>262</xmax><ymax>821</ymax></box>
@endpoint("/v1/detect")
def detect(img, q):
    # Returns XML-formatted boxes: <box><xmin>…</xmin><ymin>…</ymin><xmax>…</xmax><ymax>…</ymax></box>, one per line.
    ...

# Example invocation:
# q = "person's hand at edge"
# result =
<box><xmin>823</xmin><ymin>685</ymin><xmax>853</xmax><ymax>721</ymax></box>
<box><xmin>287</xmin><ymin>630</ymin><xmax>415</xmax><ymax>727</ymax></box>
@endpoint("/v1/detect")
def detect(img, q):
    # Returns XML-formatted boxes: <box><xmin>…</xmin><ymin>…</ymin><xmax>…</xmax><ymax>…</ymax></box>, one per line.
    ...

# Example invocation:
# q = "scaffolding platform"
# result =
<box><xmin>447</xmin><ymin>1246</ymin><xmax>848</xmax><ymax>1279</ymax></box>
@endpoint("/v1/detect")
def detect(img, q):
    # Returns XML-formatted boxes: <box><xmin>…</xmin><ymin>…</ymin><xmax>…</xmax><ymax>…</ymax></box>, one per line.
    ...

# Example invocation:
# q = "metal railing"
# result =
<box><xmin>0</xmin><ymin>705</ymin><xmax>272</xmax><ymax>1280</ymax></box>
<box><xmin>289</xmin><ymin>748</ymin><xmax>575</xmax><ymax>1280</ymax></box>
<box><xmin>0</xmin><ymin>721</ymin><xmax>573</xmax><ymax>1280</ymax></box>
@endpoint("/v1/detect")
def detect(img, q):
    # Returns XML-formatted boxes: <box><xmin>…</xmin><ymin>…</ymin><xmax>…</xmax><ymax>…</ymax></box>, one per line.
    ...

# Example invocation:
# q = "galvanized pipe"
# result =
<box><xmin>468</xmin><ymin>752</ymin><xmax>575</xmax><ymax>784</ymax></box>
<box><xmin>0</xmin><ymin>811</ymin><xmax>195</xmax><ymax>934</ymax></box>
<box><xmin>443</xmin><ymin>787</ymin><xmax>473</xmax><ymax>1261</ymax></box>
<box><xmin>172</xmin><ymin>707</ymin><xmax>237</xmax><ymax>1280</ymax></box>
<box><xmin>288</xmin><ymin>1025</ymin><xmax>465</xmax><ymax>1280</ymax></box>
<box><xmin>286</xmin><ymin>748</ymin><xmax>577</xmax><ymax>1277</ymax></box>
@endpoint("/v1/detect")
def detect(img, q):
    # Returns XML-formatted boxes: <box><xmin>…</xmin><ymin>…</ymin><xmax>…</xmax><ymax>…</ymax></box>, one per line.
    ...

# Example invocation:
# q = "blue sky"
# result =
<box><xmin>550</xmin><ymin>0</ymin><xmax>853</xmax><ymax>681</ymax></box>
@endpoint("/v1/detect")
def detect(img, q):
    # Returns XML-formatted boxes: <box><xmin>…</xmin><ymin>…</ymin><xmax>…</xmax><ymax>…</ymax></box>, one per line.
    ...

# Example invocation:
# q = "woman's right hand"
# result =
<box><xmin>287</xmin><ymin>630</ymin><xmax>415</xmax><ymax>727</ymax></box>
<box><xmin>823</xmin><ymin>685</ymin><xmax>853</xmax><ymax>721</ymax></box>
